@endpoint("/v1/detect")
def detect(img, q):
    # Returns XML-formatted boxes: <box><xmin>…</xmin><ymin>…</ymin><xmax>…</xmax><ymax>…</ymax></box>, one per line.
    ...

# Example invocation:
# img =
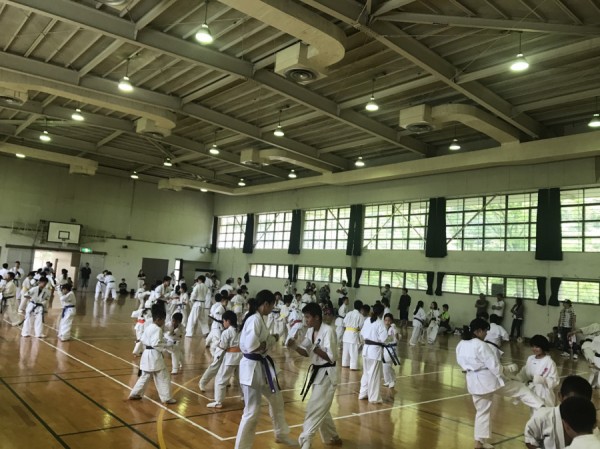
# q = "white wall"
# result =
<box><xmin>0</xmin><ymin>155</ymin><xmax>214</xmax><ymax>284</ymax></box>
<box><xmin>211</xmin><ymin>158</ymin><xmax>600</xmax><ymax>338</ymax></box>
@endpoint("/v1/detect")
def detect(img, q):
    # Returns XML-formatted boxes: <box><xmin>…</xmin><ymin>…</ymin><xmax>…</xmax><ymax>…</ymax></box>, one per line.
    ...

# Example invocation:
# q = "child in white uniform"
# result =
<box><xmin>409</xmin><ymin>301</ymin><xmax>426</xmax><ymax>346</ymax></box>
<box><xmin>186</xmin><ymin>276</ymin><xmax>208</xmax><ymax>337</ymax></box>
<box><xmin>517</xmin><ymin>335</ymin><xmax>559</xmax><ymax>407</ymax></box>
<box><xmin>1</xmin><ymin>272</ymin><xmax>20</xmax><ymax>326</ymax></box>
<box><xmin>288</xmin><ymin>303</ymin><xmax>342</xmax><ymax>449</ymax></box>
<box><xmin>486</xmin><ymin>314</ymin><xmax>510</xmax><ymax>358</ymax></box>
<box><xmin>286</xmin><ymin>304</ymin><xmax>306</xmax><ymax>346</ymax></box>
<box><xmin>57</xmin><ymin>284</ymin><xmax>76</xmax><ymax>341</ymax></box>
<box><xmin>165</xmin><ymin>312</ymin><xmax>185</xmax><ymax>374</ymax></box>
<box><xmin>94</xmin><ymin>270</ymin><xmax>107</xmax><ymax>301</ymax></box>
<box><xmin>128</xmin><ymin>305</ymin><xmax>176</xmax><ymax>404</ymax></box>
<box><xmin>18</xmin><ymin>271</ymin><xmax>35</xmax><ymax>314</ymax></box>
<box><xmin>383</xmin><ymin>313</ymin><xmax>400</xmax><ymax>388</ymax></box>
<box><xmin>234</xmin><ymin>290</ymin><xmax>295</xmax><ymax>449</ymax></box>
<box><xmin>342</xmin><ymin>300</ymin><xmax>365</xmax><ymax>370</ymax></box>
<box><xmin>456</xmin><ymin>318</ymin><xmax>544</xmax><ymax>449</ymax></box>
<box><xmin>231</xmin><ymin>289</ymin><xmax>245</xmax><ymax>323</ymax></box>
<box><xmin>359</xmin><ymin>303</ymin><xmax>388</xmax><ymax>404</ymax></box>
<box><xmin>132</xmin><ymin>307</ymin><xmax>151</xmax><ymax>356</ymax></box>
<box><xmin>207</xmin><ymin>311</ymin><xmax>242</xmax><ymax>408</ymax></box>
<box><xmin>103</xmin><ymin>271</ymin><xmax>118</xmax><ymax>301</ymax></box>
<box><xmin>560</xmin><ymin>396</ymin><xmax>600</xmax><ymax>449</ymax></box>
<box><xmin>426</xmin><ymin>301</ymin><xmax>441</xmax><ymax>344</ymax></box>
<box><xmin>205</xmin><ymin>294</ymin><xmax>229</xmax><ymax>353</ymax></box>
<box><xmin>335</xmin><ymin>296</ymin><xmax>348</xmax><ymax>343</ymax></box>
<box><xmin>21</xmin><ymin>277</ymin><xmax>50</xmax><ymax>338</ymax></box>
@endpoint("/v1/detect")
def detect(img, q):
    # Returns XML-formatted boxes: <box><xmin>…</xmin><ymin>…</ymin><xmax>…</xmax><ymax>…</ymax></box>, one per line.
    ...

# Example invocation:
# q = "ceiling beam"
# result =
<box><xmin>4</xmin><ymin>0</ymin><xmax>429</xmax><ymax>156</ymax></box>
<box><xmin>372</xmin><ymin>0</ymin><xmax>416</xmax><ymax>17</ymax></box>
<box><xmin>377</xmin><ymin>12</ymin><xmax>600</xmax><ymax>35</ymax></box>
<box><xmin>300</xmin><ymin>0</ymin><xmax>544</xmax><ymax>138</ymax></box>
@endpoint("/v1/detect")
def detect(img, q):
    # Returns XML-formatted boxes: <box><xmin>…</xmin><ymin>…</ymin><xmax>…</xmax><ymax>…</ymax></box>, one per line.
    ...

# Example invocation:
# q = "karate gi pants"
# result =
<box><xmin>427</xmin><ymin>323</ymin><xmax>439</xmax><ymax>344</ymax></box>
<box><xmin>104</xmin><ymin>285</ymin><xmax>117</xmax><ymax>301</ymax></box>
<box><xmin>58</xmin><ymin>308</ymin><xmax>75</xmax><ymax>340</ymax></box>
<box><xmin>214</xmin><ymin>363</ymin><xmax>240</xmax><ymax>404</ymax></box>
<box><xmin>185</xmin><ymin>302</ymin><xmax>203</xmax><ymax>336</ymax></box>
<box><xmin>4</xmin><ymin>297</ymin><xmax>21</xmax><ymax>326</ymax></box>
<box><xmin>133</xmin><ymin>340</ymin><xmax>144</xmax><ymax>355</ymax></box>
<box><xmin>342</xmin><ymin>342</ymin><xmax>360</xmax><ymax>369</ymax></box>
<box><xmin>383</xmin><ymin>362</ymin><xmax>395</xmax><ymax>386</ymax></box>
<box><xmin>130</xmin><ymin>368</ymin><xmax>173</xmax><ymax>402</ymax></box>
<box><xmin>200</xmin><ymin>357</ymin><xmax>223</xmax><ymax>390</ymax></box>
<box><xmin>299</xmin><ymin>375</ymin><xmax>339</xmax><ymax>449</ymax></box>
<box><xmin>21</xmin><ymin>305</ymin><xmax>44</xmax><ymax>337</ymax></box>
<box><xmin>205</xmin><ymin>328</ymin><xmax>222</xmax><ymax>353</ymax></box>
<box><xmin>409</xmin><ymin>324</ymin><xmax>423</xmax><ymax>345</ymax></box>
<box><xmin>94</xmin><ymin>283</ymin><xmax>105</xmax><ymax>300</ymax></box>
<box><xmin>359</xmin><ymin>357</ymin><xmax>383</xmax><ymax>403</ymax></box>
<box><xmin>167</xmin><ymin>343</ymin><xmax>183</xmax><ymax>372</ymax></box>
<box><xmin>234</xmin><ymin>378</ymin><xmax>290</xmax><ymax>449</ymax></box>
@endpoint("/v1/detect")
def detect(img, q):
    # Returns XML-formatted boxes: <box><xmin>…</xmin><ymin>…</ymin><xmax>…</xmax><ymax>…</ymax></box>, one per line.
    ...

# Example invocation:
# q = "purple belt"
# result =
<box><xmin>243</xmin><ymin>352</ymin><xmax>280</xmax><ymax>393</ymax></box>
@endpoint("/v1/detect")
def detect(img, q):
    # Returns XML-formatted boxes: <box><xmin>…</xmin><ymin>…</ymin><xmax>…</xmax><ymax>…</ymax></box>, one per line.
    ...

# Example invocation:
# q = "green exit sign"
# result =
<box><xmin>80</xmin><ymin>248</ymin><xmax>93</xmax><ymax>253</ymax></box>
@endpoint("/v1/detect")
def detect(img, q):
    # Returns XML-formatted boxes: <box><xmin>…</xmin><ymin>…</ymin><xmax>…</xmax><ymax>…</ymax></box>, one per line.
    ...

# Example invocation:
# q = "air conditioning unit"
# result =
<box><xmin>136</xmin><ymin>117</ymin><xmax>171</xmax><ymax>139</ymax></box>
<box><xmin>158</xmin><ymin>179</ymin><xmax>183</xmax><ymax>191</ymax></box>
<box><xmin>275</xmin><ymin>43</ymin><xmax>326</xmax><ymax>84</ymax></box>
<box><xmin>69</xmin><ymin>164</ymin><xmax>97</xmax><ymax>176</ymax></box>
<box><xmin>0</xmin><ymin>87</ymin><xmax>27</xmax><ymax>106</ymax></box>
<box><xmin>399</xmin><ymin>104</ymin><xmax>438</xmax><ymax>133</ymax></box>
<box><xmin>240</xmin><ymin>148</ymin><xmax>264</xmax><ymax>167</ymax></box>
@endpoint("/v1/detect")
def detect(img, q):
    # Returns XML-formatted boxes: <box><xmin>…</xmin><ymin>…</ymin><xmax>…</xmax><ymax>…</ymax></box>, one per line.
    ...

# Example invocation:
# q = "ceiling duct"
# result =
<box><xmin>240</xmin><ymin>148</ymin><xmax>332</xmax><ymax>174</ymax></box>
<box><xmin>400</xmin><ymin>104</ymin><xmax>520</xmax><ymax>144</ymax></box>
<box><xmin>0</xmin><ymin>143</ymin><xmax>98</xmax><ymax>175</ymax></box>
<box><xmin>158</xmin><ymin>178</ymin><xmax>234</xmax><ymax>195</ymax></box>
<box><xmin>136</xmin><ymin>117</ymin><xmax>171</xmax><ymax>139</ymax></box>
<box><xmin>0</xmin><ymin>87</ymin><xmax>28</xmax><ymax>106</ymax></box>
<box><xmin>220</xmin><ymin>0</ymin><xmax>346</xmax><ymax>83</ymax></box>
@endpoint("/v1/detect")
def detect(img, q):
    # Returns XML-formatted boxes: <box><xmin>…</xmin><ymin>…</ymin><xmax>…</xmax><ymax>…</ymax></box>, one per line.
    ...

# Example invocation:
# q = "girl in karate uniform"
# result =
<box><xmin>359</xmin><ymin>303</ymin><xmax>388</xmax><ymax>403</ymax></box>
<box><xmin>383</xmin><ymin>313</ymin><xmax>400</xmax><ymax>389</ymax></box>
<box><xmin>335</xmin><ymin>296</ymin><xmax>348</xmax><ymax>343</ymax></box>
<box><xmin>57</xmin><ymin>284</ymin><xmax>76</xmax><ymax>341</ymax></box>
<box><xmin>409</xmin><ymin>301</ymin><xmax>426</xmax><ymax>346</ymax></box>
<box><xmin>234</xmin><ymin>290</ymin><xmax>295</xmax><ymax>449</ymax></box>
<box><xmin>517</xmin><ymin>335</ymin><xmax>559</xmax><ymax>407</ymax></box>
<box><xmin>426</xmin><ymin>301</ymin><xmax>441</xmax><ymax>344</ymax></box>
<box><xmin>456</xmin><ymin>318</ymin><xmax>545</xmax><ymax>449</ymax></box>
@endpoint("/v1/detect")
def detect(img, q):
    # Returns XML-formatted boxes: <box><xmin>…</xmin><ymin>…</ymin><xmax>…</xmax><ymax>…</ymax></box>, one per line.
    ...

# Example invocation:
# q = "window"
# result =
<box><xmin>446</xmin><ymin>193</ymin><xmax>536</xmax><ymax>251</ymax></box>
<box><xmin>362</xmin><ymin>269</ymin><xmax>381</xmax><ymax>287</ymax></box>
<box><xmin>404</xmin><ymin>272</ymin><xmax>428</xmax><ymax>291</ymax></box>
<box><xmin>255</xmin><ymin>211</ymin><xmax>293</xmax><ymax>249</ymax></box>
<box><xmin>217</xmin><ymin>215</ymin><xmax>247</xmax><ymax>249</ymax></box>
<box><xmin>506</xmin><ymin>278</ymin><xmax>537</xmax><ymax>299</ymax></box>
<box><xmin>173</xmin><ymin>259</ymin><xmax>182</xmax><ymax>283</ymax></box>
<box><xmin>561</xmin><ymin>187</ymin><xmax>600</xmax><ymax>252</ymax></box>
<box><xmin>297</xmin><ymin>266</ymin><xmax>345</xmax><ymax>283</ymax></box>
<box><xmin>561</xmin><ymin>280</ymin><xmax>600</xmax><ymax>305</ymax></box>
<box><xmin>249</xmin><ymin>264</ymin><xmax>287</xmax><ymax>279</ymax></box>
<box><xmin>303</xmin><ymin>207</ymin><xmax>350</xmax><ymax>250</ymax></box>
<box><xmin>363</xmin><ymin>201</ymin><xmax>428</xmax><ymax>251</ymax></box>
<box><xmin>472</xmin><ymin>276</ymin><xmax>505</xmax><ymax>296</ymax></box>
<box><xmin>443</xmin><ymin>273</ymin><xmax>537</xmax><ymax>298</ymax></box>
<box><xmin>443</xmin><ymin>274</ymin><xmax>471</xmax><ymax>294</ymax></box>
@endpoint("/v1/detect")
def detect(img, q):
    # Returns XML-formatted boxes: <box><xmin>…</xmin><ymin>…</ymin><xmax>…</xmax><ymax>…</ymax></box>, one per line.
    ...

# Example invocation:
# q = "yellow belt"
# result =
<box><xmin>345</xmin><ymin>327</ymin><xmax>359</xmax><ymax>332</ymax></box>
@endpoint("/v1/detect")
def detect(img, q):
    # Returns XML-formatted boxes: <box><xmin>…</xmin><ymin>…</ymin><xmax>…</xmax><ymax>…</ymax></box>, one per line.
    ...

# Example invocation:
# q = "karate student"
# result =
<box><xmin>409</xmin><ymin>300</ymin><xmax>426</xmax><ymax>346</ymax></box>
<box><xmin>342</xmin><ymin>300</ymin><xmax>364</xmax><ymax>370</ymax></box>
<box><xmin>1</xmin><ymin>272</ymin><xmax>21</xmax><ymax>326</ymax></box>
<box><xmin>186</xmin><ymin>276</ymin><xmax>208</xmax><ymax>337</ymax></box>
<box><xmin>568</xmin><ymin>323</ymin><xmax>600</xmax><ymax>387</ymax></box>
<box><xmin>207</xmin><ymin>310</ymin><xmax>242</xmax><ymax>408</ymax></box>
<box><xmin>288</xmin><ymin>303</ymin><xmax>342</xmax><ymax>449</ymax></box>
<box><xmin>18</xmin><ymin>271</ymin><xmax>36</xmax><ymax>314</ymax></box>
<box><xmin>103</xmin><ymin>271</ymin><xmax>118</xmax><ymax>301</ymax></box>
<box><xmin>128</xmin><ymin>304</ymin><xmax>177</xmax><ymax>404</ymax></box>
<box><xmin>359</xmin><ymin>303</ymin><xmax>388</xmax><ymax>403</ymax></box>
<box><xmin>234</xmin><ymin>290</ymin><xmax>296</xmax><ymax>449</ymax></box>
<box><xmin>231</xmin><ymin>288</ymin><xmax>246</xmax><ymax>323</ymax></box>
<box><xmin>485</xmin><ymin>314</ymin><xmax>510</xmax><ymax>358</ymax></box>
<box><xmin>272</xmin><ymin>292</ymin><xmax>286</xmax><ymax>337</ymax></box>
<box><xmin>21</xmin><ymin>277</ymin><xmax>50</xmax><ymax>338</ymax></box>
<box><xmin>57</xmin><ymin>284</ymin><xmax>76</xmax><ymax>341</ymax></box>
<box><xmin>165</xmin><ymin>312</ymin><xmax>185</xmax><ymax>374</ymax></box>
<box><xmin>94</xmin><ymin>270</ymin><xmax>107</xmax><ymax>301</ymax></box>
<box><xmin>516</xmin><ymin>335</ymin><xmax>559</xmax><ymax>407</ymax></box>
<box><xmin>456</xmin><ymin>318</ymin><xmax>544</xmax><ymax>449</ymax></box>
<box><xmin>205</xmin><ymin>294</ymin><xmax>229</xmax><ymax>352</ymax></box>
<box><xmin>132</xmin><ymin>306</ymin><xmax>151</xmax><ymax>357</ymax></box>
<box><xmin>426</xmin><ymin>301</ymin><xmax>441</xmax><ymax>344</ymax></box>
<box><xmin>336</xmin><ymin>280</ymin><xmax>348</xmax><ymax>301</ymax></box>
<box><xmin>525</xmin><ymin>375</ymin><xmax>593</xmax><ymax>449</ymax></box>
<box><xmin>285</xmin><ymin>303</ymin><xmax>306</xmax><ymax>346</ymax></box>
<box><xmin>335</xmin><ymin>296</ymin><xmax>348</xmax><ymax>343</ymax></box>
<box><xmin>383</xmin><ymin>313</ymin><xmax>400</xmax><ymax>389</ymax></box>
<box><xmin>560</xmin><ymin>396</ymin><xmax>600</xmax><ymax>449</ymax></box>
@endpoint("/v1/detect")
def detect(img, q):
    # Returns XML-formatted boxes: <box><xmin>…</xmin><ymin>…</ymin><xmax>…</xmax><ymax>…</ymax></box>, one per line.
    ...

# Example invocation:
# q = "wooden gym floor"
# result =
<box><xmin>0</xmin><ymin>292</ymin><xmax>597</xmax><ymax>449</ymax></box>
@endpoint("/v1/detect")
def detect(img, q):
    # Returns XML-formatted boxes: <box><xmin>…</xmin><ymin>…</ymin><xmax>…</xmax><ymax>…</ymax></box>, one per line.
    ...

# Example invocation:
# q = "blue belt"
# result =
<box><xmin>61</xmin><ymin>305</ymin><xmax>75</xmax><ymax>318</ymax></box>
<box><xmin>243</xmin><ymin>353</ymin><xmax>280</xmax><ymax>393</ymax></box>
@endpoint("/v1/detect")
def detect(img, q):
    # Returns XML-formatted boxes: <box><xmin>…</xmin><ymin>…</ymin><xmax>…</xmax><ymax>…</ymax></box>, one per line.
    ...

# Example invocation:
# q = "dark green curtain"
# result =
<box><xmin>242</xmin><ymin>213</ymin><xmax>255</xmax><ymax>254</ymax></box>
<box><xmin>287</xmin><ymin>265</ymin><xmax>299</xmax><ymax>282</ymax></box>
<box><xmin>345</xmin><ymin>267</ymin><xmax>353</xmax><ymax>287</ymax></box>
<box><xmin>353</xmin><ymin>268</ymin><xmax>363</xmax><ymax>288</ymax></box>
<box><xmin>549</xmin><ymin>277</ymin><xmax>562</xmax><ymax>307</ymax></box>
<box><xmin>210</xmin><ymin>216</ymin><xmax>218</xmax><ymax>253</ymax></box>
<box><xmin>535</xmin><ymin>188</ymin><xmax>563</xmax><ymax>261</ymax></box>
<box><xmin>288</xmin><ymin>209</ymin><xmax>302</xmax><ymax>255</ymax></box>
<box><xmin>425</xmin><ymin>197</ymin><xmax>447</xmax><ymax>258</ymax></box>
<box><xmin>426</xmin><ymin>271</ymin><xmax>435</xmax><ymax>295</ymax></box>
<box><xmin>435</xmin><ymin>272</ymin><xmax>445</xmax><ymax>296</ymax></box>
<box><xmin>536</xmin><ymin>277</ymin><xmax>547</xmax><ymax>306</ymax></box>
<box><xmin>346</xmin><ymin>204</ymin><xmax>364</xmax><ymax>256</ymax></box>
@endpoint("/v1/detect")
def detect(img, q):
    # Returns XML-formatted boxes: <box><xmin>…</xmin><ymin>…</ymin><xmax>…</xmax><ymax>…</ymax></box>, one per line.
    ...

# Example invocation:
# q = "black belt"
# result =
<box><xmin>209</xmin><ymin>315</ymin><xmax>223</xmax><ymax>324</ymax></box>
<box><xmin>300</xmin><ymin>362</ymin><xmax>336</xmax><ymax>401</ymax></box>
<box><xmin>583</xmin><ymin>339</ymin><xmax>593</xmax><ymax>343</ymax></box>
<box><xmin>485</xmin><ymin>340</ymin><xmax>501</xmax><ymax>350</ymax></box>
<box><xmin>365</xmin><ymin>339</ymin><xmax>400</xmax><ymax>366</ymax></box>
<box><xmin>61</xmin><ymin>305</ymin><xmax>75</xmax><ymax>318</ymax></box>
<box><xmin>243</xmin><ymin>353</ymin><xmax>280</xmax><ymax>393</ymax></box>
<box><xmin>146</xmin><ymin>346</ymin><xmax>155</xmax><ymax>350</ymax></box>
<box><xmin>414</xmin><ymin>318</ymin><xmax>425</xmax><ymax>325</ymax></box>
<box><xmin>594</xmin><ymin>352</ymin><xmax>600</xmax><ymax>358</ymax></box>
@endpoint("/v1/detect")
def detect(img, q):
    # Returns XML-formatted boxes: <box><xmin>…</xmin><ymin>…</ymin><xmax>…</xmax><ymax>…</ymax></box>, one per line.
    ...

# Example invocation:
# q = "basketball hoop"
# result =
<box><xmin>60</xmin><ymin>237</ymin><xmax>68</xmax><ymax>248</ymax></box>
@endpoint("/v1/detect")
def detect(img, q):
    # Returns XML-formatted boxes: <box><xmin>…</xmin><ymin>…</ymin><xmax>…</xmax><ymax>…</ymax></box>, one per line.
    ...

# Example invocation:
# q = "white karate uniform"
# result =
<box><xmin>212</xmin><ymin>326</ymin><xmax>242</xmax><ymax>405</ymax></box>
<box><xmin>278</xmin><ymin>303</ymin><xmax>290</xmax><ymax>342</ymax></box>
<box><xmin>231</xmin><ymin>293</ymin><xmax>245</xmax><ymax>319</ymax></box>
<box><xmin>235</xmin><ymin>312</ymin><xmax>291</xmax><ymax>449</ymax></box>
<box><xmin>272</xmin><ymin>301</ymin><xmax>286</xmax><ymax>337</ymax></box>
<box><xmin>18</xmin><ymin>276</ymin><xmax>34</xmax><ymax>312</ymax></box>
<box><xmin>58</xmin><ymin>290</ymin><xmax>76</xmax><ymax>341</ymax></box>
<box><xmin>132</xmin><ymin>311</ymin><xmax>150</xmax><ymax>356</ymax></box>
<box><xmin>186</xmin><ymin>282</ymin><xmax>208</xmax><ymax>337</ymax></box>
<box><xmin>103</xmin><ymin>274</ymin><xmax>118</xmax><ymax>301</ymax></box>
<box><xmin>21</xmin><ymin>286</ymin><xmax>50</xmax><ymax>337</ymax></box>
<box><xmin>1</xmin><ymin>279</ymin><xmax>20</xmax><ymax>325</ymax></box>
<box><xmin>342</xmin><ymin>310</ymin><xmax>365</xmax><ymax>369</ymax></box>
<box><xmin>298</xmin><ymin>323</ymin><xmax>340</xmax><ymax>449</ymax></box>
<box><xmin>485</xmin><ymin>322</ymin><xmax>510</xmax><ymax>357</ymax></box>
<box><xmin>129</xmin><ymin>323</ymin><xmax>173</xmax><ymax>402</ymax></box>
<box><xmin>165</xmin><ymin>322</ymin><xmax>186</xmax><ymax>374</ymax></box>
<box><xmin>567</xmin><ymin>435</ymin><xmax>600</xmax><ymax>449</ymax></box>
<box><xmin>524</xmin><ymin>406</ymin><xmax>566</xmax><ymax>449</ymax></box>
<box><xmin>383</xmin><ymin>324</ymin><xmax>399</xmax><ymax>387</ymax></box>
<box><xmin>517</xmin><ymin>354</ymin><xmax>559</xmax><ymax>407</ymax></box>
<box><xmin>94</xmin><ymin>273</ymin><xmax>106</xmax><ymax>300</ymax></box>
<box><xmin>359</xmin><ymin>317</ymin><xmax>388</xmax><ymax>403</ymax></box>
<box><xmin>335</xmin><ymin>303</ymin><xmax>347</xmax><ymax>342</ymax></box>
<box><xmin>426</xmin><ymin>308</ymin><xmax>441</xmax><ymax>344</ymax></box>
<box><xmin>168</xmin><ymin>291</ymin><xmax>188</xmax><ymax>323</ymax></box>
<box><xmin>286</xmin><ymin>307</ymin><xmax>306</xmax><ymax>345</ymax></box>
<box><xmin>206</xmin><ymin>302</ymin><xmax>226</xmax><ymax>352</ymax></box>
<box><xmin>456</xmin><ymin>337</ymin><xmax>544</xmax><ymax>443</ymax></box>
<box><xmin>409</xmin><ymin>308</ymin><xmax>427</xmax><ymax>346</ymax></box>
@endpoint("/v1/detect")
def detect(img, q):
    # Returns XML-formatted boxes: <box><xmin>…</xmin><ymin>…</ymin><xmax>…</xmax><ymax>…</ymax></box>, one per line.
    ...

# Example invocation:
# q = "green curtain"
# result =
<box><xmin>549</xmin><ymin>277</ymin><xmax>562</xmax><ymax>307</ymax></box>
<box><xmin>288</xmin><ymin>209</ymin><xmax>302</xmax><ymax>255</ymax></box>
<box><xmin>210</xmin><ymin>216</ymin><xmax>218</xmax><ymax>253</ymax></box>
<box><xmin>346</xmin><ymin>204</ymin><xmax>364</xmax><ymax>256</ymax></box>
<box><xmin>535</xmin><ymin>188</ymin><xmax>563</xmax><ymax>261</ymax></box>
<box><xmin>536</xmin><ymin>277</ymin><xmax>547</xmax><ymax>306</ymax></box>
<box><xmin>242</xmin><ymin>213</ymin><xmax>255</xmax><ymax>254</ymax></box>
<box><xmin>425</xmin><ymin>197</ymin><xmax>447</xmax><ymax>258</ymax></box>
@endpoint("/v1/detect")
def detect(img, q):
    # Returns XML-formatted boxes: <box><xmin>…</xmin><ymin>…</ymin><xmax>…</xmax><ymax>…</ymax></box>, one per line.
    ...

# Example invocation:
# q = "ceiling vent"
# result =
<box><xmin>240</xmin><ymin>148</ymin><xmax>264</xmax><ymax>167</ymax></box>
<box><xmin>275</xmin><ymin>43</ymin><xmax>326</xmax><ymax>84</ymax></box>
<box><xmin>0</xmin><ymin>87</ymin><xmax>27</xmax><ymax>106</ymax></box>
<box><xmin>135</xmin><ymin>117</ymin><xmax>171</xmax><ymax>139</ymax></box>
<box><xmin>399</xmin><ymin>104</ymin><xmax>438</xmax><ymax>134</ymax></box>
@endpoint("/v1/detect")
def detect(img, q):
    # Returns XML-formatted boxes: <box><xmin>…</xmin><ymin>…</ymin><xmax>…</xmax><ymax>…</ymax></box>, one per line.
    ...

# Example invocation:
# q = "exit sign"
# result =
<box><xmin>80</xmin><ymin>248</ymin><xmax>93</xmax><ymax>253</ymax></box>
